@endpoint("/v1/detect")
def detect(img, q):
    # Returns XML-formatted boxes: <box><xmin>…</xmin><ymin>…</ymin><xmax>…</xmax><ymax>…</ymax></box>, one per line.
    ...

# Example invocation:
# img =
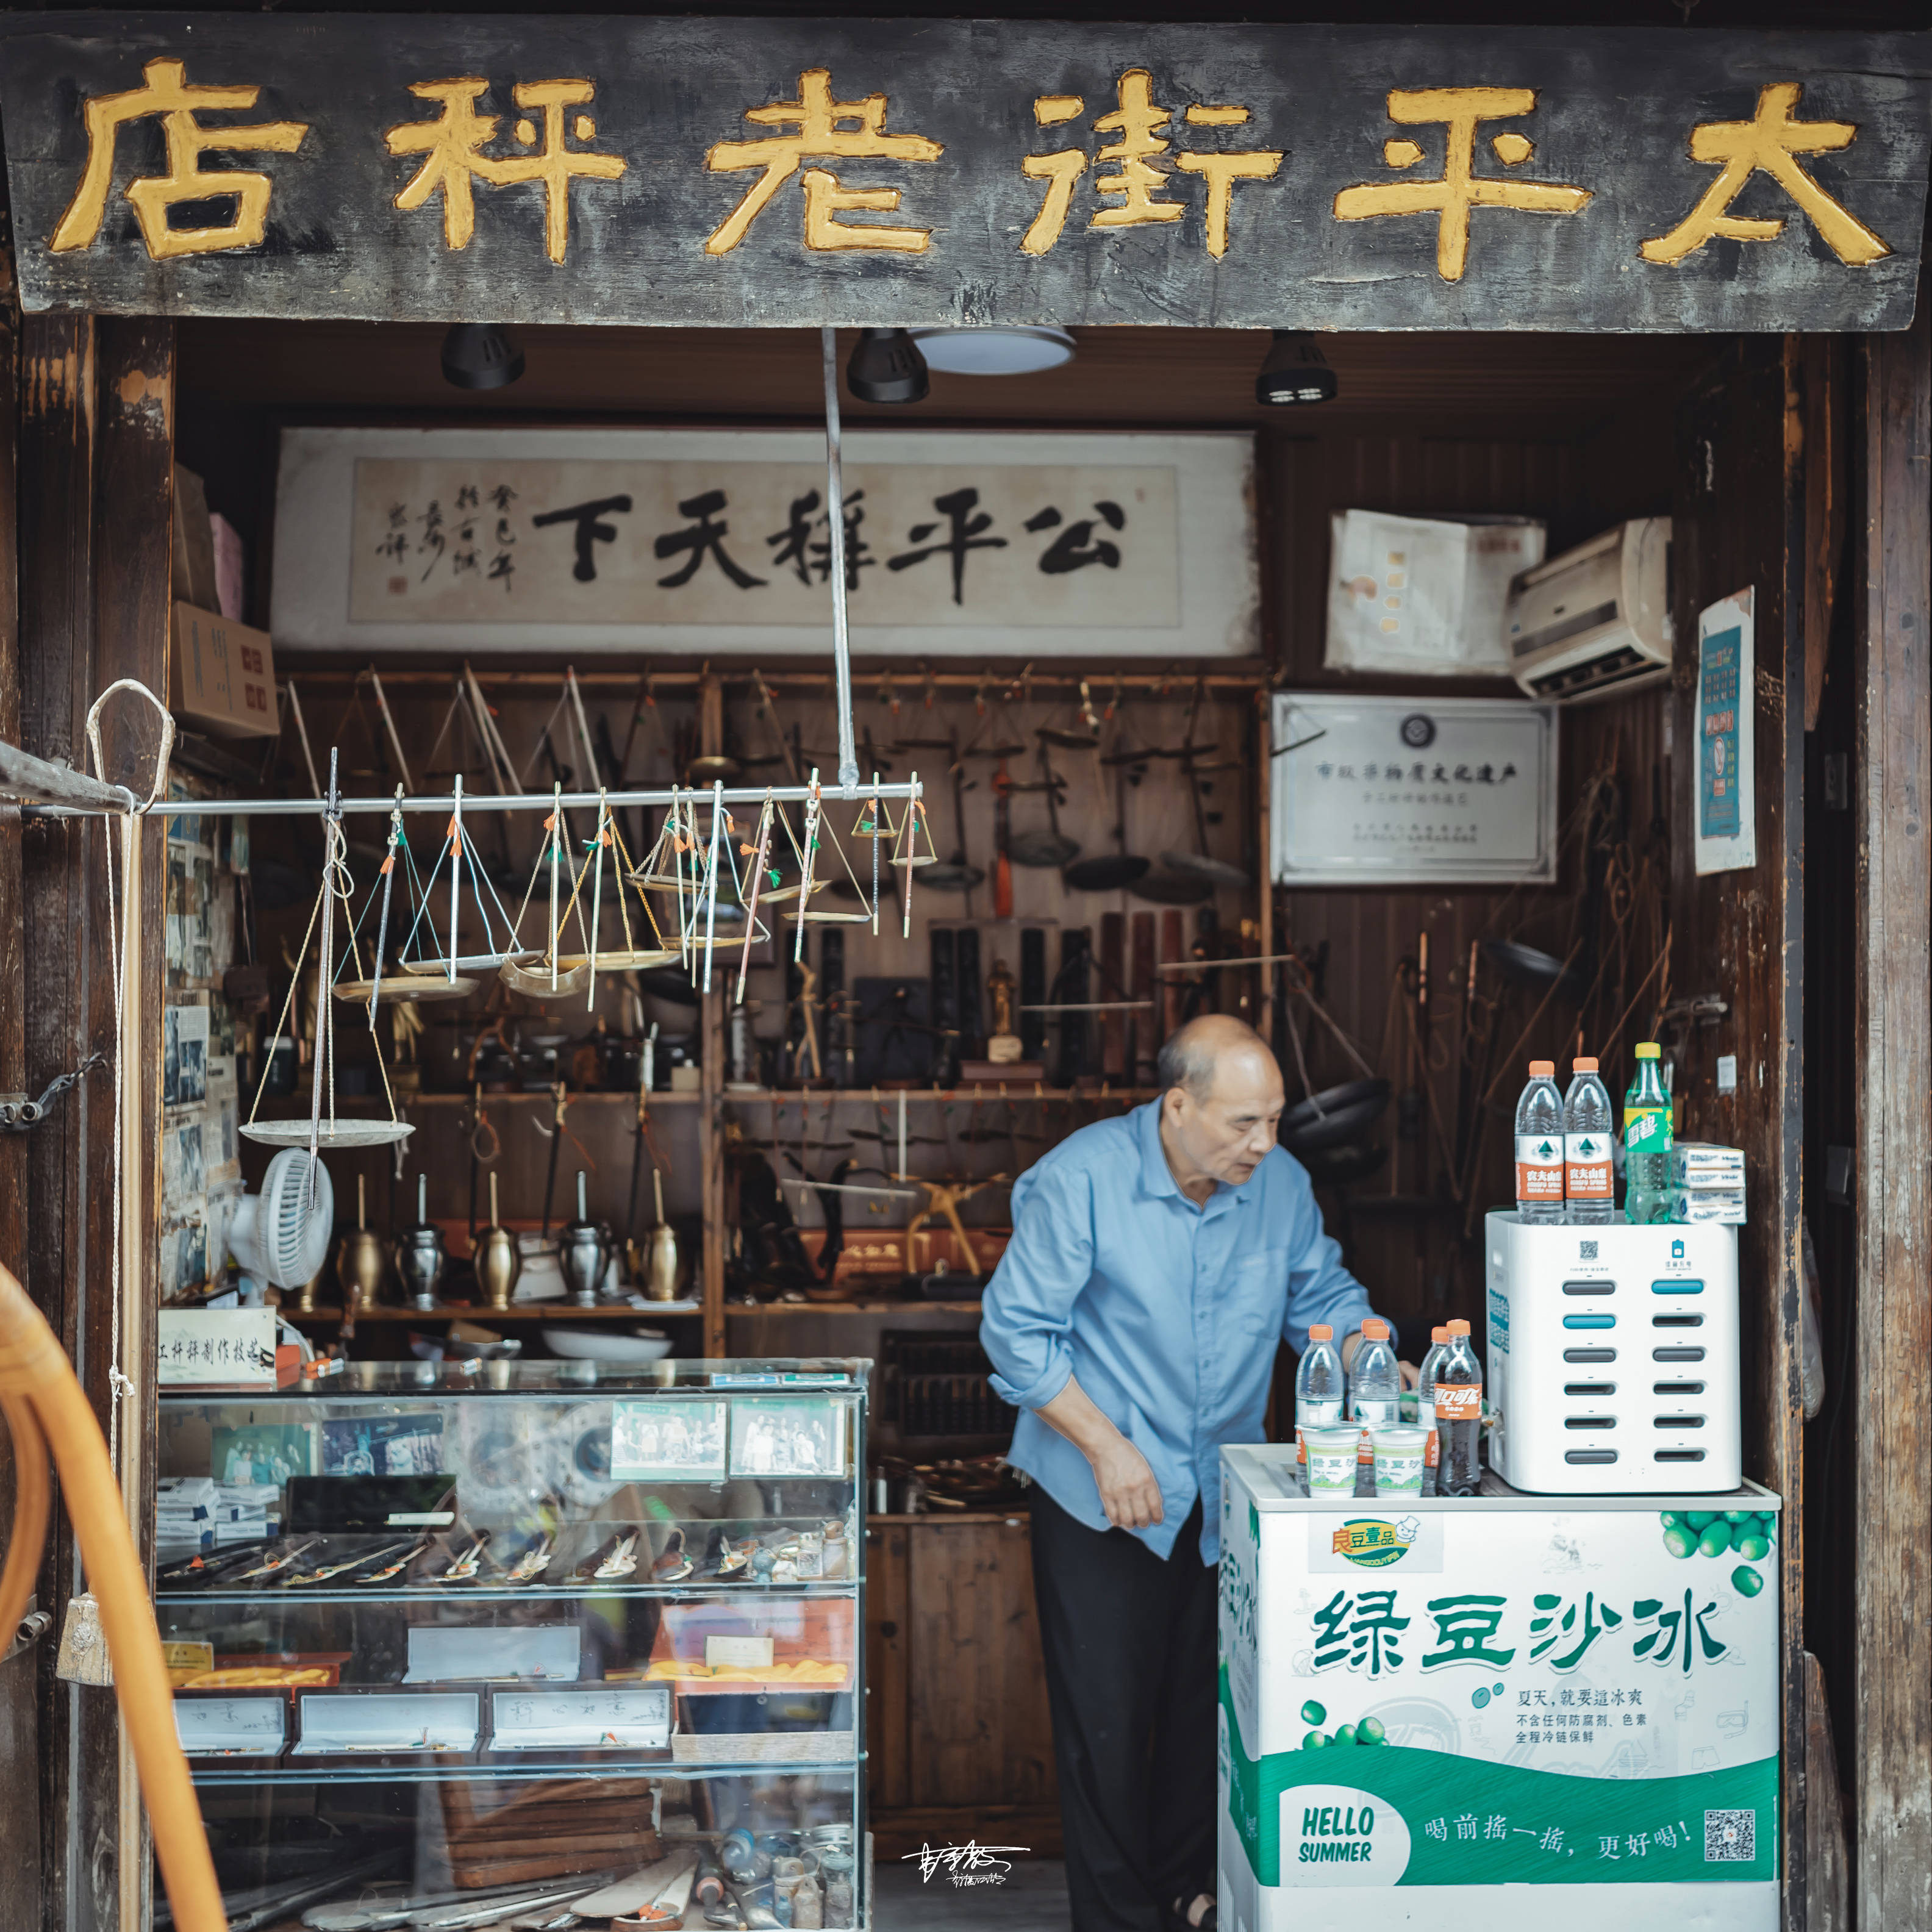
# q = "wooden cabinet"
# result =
<box><xmin>866</xmin><ymin>1514</ymin><xmax>1061</xmax><ymax>1860</ymax></box>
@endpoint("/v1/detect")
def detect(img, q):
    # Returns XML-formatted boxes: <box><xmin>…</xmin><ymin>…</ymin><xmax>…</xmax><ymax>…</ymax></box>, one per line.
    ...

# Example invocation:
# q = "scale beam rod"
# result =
<box><xmin>24</xmin><ymin>780</ymin><xmax>923</xmax><ymax>821</ymax></box>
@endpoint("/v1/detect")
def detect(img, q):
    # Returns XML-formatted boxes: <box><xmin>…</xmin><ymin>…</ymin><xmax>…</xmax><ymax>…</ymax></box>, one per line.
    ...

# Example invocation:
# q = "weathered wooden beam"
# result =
<box><xmin>90</xmin><ymin>314</ymin><xmax>173</xmax><ymax>1932</ymax></box>
<box><xmin>1853</xmin><ymin>276</ymin><xmax>1932</xmax><ymax>1930</ymax></box>
<box><xmin>18</xmin><ymin>304</ymin><xmax>96</xmax><ymax>1932</ymax></box>
<box><xmin>0</xmin><ymin>740</ymin><xmax>132</xmax><ymax>812</ymax></box>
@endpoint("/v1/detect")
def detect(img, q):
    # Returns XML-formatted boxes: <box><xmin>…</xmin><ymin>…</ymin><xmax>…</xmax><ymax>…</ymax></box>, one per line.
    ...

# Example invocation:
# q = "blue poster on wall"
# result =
<box><xmin>1698</xmin><ymin>626</ymin><xmax>1743</xmax><ymax>841</ymax></box>
<box><xmin>1694</xmin><ymin>591</ymin><xmax>1756</xmax><ymax>876</ymax></box>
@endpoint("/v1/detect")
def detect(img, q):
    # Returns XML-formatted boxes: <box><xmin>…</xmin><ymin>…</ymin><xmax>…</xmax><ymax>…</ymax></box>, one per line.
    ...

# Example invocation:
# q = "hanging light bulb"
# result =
<box><xmin>1254</xmin><ymin>331</ymin><xmax>1337</xmax><ymax>406</ymax></box>
<box><xmin>845</xmin><ymin>327</ymin><xmax>929</xmax><ymax>404</ymax></box>
<box><xmin>441</xmin><ymin>323</ymin><xmax>526</xmax><ymax>391</ymax></box>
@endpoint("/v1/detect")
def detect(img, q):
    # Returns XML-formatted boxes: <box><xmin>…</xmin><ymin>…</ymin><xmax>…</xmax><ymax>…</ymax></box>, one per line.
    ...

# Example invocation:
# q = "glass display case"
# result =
<box><xmin>156</xmin><ymin>1358</ymin><xmax>867</xmax><ymax>1929</ymax></box>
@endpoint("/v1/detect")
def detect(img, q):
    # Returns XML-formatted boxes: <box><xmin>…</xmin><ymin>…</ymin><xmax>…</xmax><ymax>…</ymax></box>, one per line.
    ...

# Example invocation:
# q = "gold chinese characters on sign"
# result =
<box><xmin>386</xmin><ymin>77</ymin><xmax>626</xmax><ymax>263</ymax></box>
<box><xmin>51</xmin><ymin>57</ymin><xmax>308</xmax><ymax>258</ymax></box>
<box><xmin>40</xmin><ymin>54</ymin><xmax>1895</xmax><ymax>283</ymax></box>
<box><xmin>705</xmin><ymin>68</ymin><xmax>943</xmax><ymax>255</ymax></box>
<box><xmin>1333</xmin><ymin>87</ymin><xmax>1590</xmax><ymax>282</ymax></box>
<box><xmin>1022</xmin><ymin>70</ymin><xmax>1283</xmax><ymax>258</ymax></box>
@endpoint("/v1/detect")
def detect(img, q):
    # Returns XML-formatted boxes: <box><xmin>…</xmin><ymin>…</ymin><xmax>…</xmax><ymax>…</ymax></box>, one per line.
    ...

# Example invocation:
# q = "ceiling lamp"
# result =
<box><xmin>909</xmin><ymin>326</ymin><xmax>1077</xmax><ymax>376</ymax></box>
<box><xmin>845</xmin><ymin>327</ymin><xmax>929</xmax><ymax>404</ymax></box>
<box><xmin>1255</xmin><ymin>330</ymin><xmax>1337</xmax><ymax>406</ymax></box>
<box><xmin>441</xmin><ymin>323</ymin><xmax>525</xmax><ymax>391</ymax></box>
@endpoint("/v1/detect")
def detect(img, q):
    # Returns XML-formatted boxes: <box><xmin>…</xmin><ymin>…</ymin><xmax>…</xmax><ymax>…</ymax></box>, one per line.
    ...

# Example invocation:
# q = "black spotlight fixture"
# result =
<box><xmin>441</xmin><ymin>323</ymin><xmax>525</xmax><ymax>391</ymax></box>
<box><xmin>845</xmin><ymin>327</ymin><xmax>929</xmax><ymax>405</ymax></box>
<box><xmin>1255</xmin><ymin>330</ymin><xmax>1337</xmax><ymax>407</ymax></box>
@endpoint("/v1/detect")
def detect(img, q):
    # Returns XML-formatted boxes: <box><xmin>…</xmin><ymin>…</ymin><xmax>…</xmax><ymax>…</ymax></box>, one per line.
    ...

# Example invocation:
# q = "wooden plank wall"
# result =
<box><xmin>1666</xmin><ymin>336</ymin><xmax>1808</xmax><ymax>1921</ymax></box>
<box><xmin>1262</xmin><ymin>419</ymin><xmax>1676</xmax><ymax>1341</ymax></box>
<box><xmin>0</xmin><ymin>195</ymin><xmax>44</xmax><ymax>1932</ymax></box>
<box><xmin>1852</xmin><ymin>287</ymin><xmax>1932</xmax><ymax>1929</ymax></box>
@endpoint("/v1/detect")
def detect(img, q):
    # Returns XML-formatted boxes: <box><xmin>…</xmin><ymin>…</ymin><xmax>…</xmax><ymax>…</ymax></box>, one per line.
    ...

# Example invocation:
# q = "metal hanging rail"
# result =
<box><xmin>17</xmin><ymin>779</ymin><xmax>924</xmax><ymax>821</ymax></box>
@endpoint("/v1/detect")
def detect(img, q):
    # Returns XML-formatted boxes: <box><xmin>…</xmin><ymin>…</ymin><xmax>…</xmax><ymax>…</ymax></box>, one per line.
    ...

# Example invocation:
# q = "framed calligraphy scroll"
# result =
<box><xmin>1270</xmin><ymin>693</ymin><xmax>1558</xmax><ymax>886</ymax></box>
<box><xmin>270</xmin><ymin>426</ymin><xmax>1258</xmax><ymax>657</ymax></box>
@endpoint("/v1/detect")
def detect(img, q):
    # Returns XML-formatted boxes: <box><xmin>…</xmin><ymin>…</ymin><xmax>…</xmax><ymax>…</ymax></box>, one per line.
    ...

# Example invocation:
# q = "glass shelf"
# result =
<box><xmin>159</xmin><ymin>1360</ymin><xmax>870</xmax><ymax>1928</ymax></box>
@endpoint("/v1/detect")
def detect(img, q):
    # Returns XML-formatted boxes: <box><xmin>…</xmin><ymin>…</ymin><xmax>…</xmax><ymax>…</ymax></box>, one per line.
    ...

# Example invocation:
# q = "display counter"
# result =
<box><xmin>1218</xmin><ymin>1444</ymin><xmax>1780</xmax><ymax>1931</ymax></box>
<box><xmin>156</xmin><ymin>1358</ymin><xmax>867</xmax><ymax>1930</ymax></box>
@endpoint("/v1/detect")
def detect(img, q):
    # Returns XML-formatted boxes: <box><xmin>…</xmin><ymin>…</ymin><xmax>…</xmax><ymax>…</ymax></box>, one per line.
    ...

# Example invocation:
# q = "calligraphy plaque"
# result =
<box><xmin>0</xmin><ymin>16</ymin><xmax>1925</xmax><ymax>331</ymax></box>
<box><xmin>271</xmin><ymin>426</ymin><xmax>1256</xmax><ymax>656</ymax></box>
<box><xmin>1271</xmin><ymin>693</ymin><xmax>1558</xmax><ymax>887</ymax></box>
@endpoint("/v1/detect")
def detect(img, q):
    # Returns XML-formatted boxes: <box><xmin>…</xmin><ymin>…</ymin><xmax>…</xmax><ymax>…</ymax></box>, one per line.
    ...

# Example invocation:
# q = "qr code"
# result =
<box><xmin>1705</xmin><ymin>1810</ymin><xmax>1756</xmax><ymax>1862</ymax></box>
<box><xmin>1580</xmin><ymin>1240</ymin><xmax>1599</xmax><ymax>1260</ymax></box>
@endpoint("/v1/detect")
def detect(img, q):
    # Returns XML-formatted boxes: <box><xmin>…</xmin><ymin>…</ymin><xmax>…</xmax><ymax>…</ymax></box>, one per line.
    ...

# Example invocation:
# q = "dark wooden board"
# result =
<box><xmin>0</xmin><ymin>17</ymin><xmax>1927</xmax><ymax>331</ymax></box>
<box><xmin>1854</xmin><ymin>273</ymin><xmax>1932</xmax><ymax>1929</ymax></box>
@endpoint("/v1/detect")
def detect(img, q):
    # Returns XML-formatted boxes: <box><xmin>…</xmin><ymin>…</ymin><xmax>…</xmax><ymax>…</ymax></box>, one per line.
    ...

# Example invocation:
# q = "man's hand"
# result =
<box><xmin>1034</xmin><ymin>1376</ymin><xmax>1167</xmax><ymax>1530</ymax></box>
<box><xmin>1090</xmin><ymin>1435</ymin><xmax>1165</xmax><ymax>1530</ymax></box>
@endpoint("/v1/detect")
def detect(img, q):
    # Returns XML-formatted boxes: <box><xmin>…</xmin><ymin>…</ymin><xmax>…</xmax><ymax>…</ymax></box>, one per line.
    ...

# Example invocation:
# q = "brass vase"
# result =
<box><xmin>337</xmin><ymin>1226</ymin><xmax>387</xmax><ymax>1315</ymax></box>
<box><xmin>476</xmin><ymin>1225</ymin><xmax>521</xmax><ymax>1311</ymax></box>
<box><xmin>644</xmin><ymin>1222</ymin><xmax>680</xmax><ymax>1302</ymax></box>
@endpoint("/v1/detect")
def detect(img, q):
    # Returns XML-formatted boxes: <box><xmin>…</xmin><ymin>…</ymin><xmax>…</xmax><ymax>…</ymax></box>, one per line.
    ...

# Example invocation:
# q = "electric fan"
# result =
<box><xmin>229</xmin><ymin>1148</ymin><xmax>334</xmax><ymax>1291</ymax></box>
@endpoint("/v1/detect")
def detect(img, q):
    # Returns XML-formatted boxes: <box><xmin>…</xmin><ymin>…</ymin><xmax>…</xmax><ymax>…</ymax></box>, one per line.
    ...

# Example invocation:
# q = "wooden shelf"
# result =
<box><xmin>726</xmin><ymin>1299</ymin><xmax>982</xmax><ymax>1316</ymax></box>
<box><xmin>309</xmin><ymin>1089</ymin><xmax>704</xmax><ymax>1107</ymax></box>
<box><xmin>282</xmin><ymin>1302</ymin><xmax>703</xmax><ymax>1322</ymax></box>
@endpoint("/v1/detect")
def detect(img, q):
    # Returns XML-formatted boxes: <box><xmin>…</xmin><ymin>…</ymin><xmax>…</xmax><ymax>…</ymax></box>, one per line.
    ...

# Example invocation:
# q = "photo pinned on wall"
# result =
<box><xmin>164</xmin><ymin>1003</ymin><xmax>210</xmax><ymax>1108</ymax></box>
<box><xmin>728</xmin><ymin>1398</ymin><xmax>846</xmax><ymax>1479</ymax></box>
<box><xmin>610</xmin><ymin>1399</ymin><xmax>728</xmax><ymax>1482</ymax></box>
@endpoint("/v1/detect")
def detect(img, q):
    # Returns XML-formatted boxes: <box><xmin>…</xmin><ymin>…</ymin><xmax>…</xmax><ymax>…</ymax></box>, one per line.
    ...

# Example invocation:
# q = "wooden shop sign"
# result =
<box><xmin>0</xmin><ymin>17</ymin><xmax>1926</xmax><ymax>332</ymax></box>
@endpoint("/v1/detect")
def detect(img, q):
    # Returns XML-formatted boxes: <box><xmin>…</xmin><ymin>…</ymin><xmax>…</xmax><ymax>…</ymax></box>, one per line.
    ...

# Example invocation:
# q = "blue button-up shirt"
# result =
<box><xmin>980</xmin><ymin>1099</ymin><xmax>1381</xmax><ymax>1564</ymax></box>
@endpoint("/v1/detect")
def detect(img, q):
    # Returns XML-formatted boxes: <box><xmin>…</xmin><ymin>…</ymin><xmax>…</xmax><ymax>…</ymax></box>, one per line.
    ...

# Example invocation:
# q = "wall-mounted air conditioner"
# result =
<box><xmin>1505</xmin><ymin>517</ymin><xmax>1672</xmax><ymax>705</ymax></box>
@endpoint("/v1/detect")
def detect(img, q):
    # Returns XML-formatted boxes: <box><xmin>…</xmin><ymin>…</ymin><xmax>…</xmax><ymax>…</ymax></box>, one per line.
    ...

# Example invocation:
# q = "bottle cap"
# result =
<box><xmin>1309</xmin><ymin>1324</ymin><xmax>1333</xmax><ymax>1342</ymax></box>
<box><xmin>1448</xmin><ymin>1318</ymin><xmax>1472</xmax><ymax>1336</ymax></box>
<box><xmin>1362</xmin><ymin>1318</ymin><xmax>1388</xmax><ymax>1339</ymax></box>
<box><xmin>1635</xmin><ymin>1042</ymin><xmax>1661</xmax><ymax>1059</ymax></box>
<box><xmin>1573</xmin><ymin>1057</ymin><xmax>1599</xmax><ymax>1073</ymax></box>
<box><xmin>1431</xmin><ymin>1326</ymin><xmax>1449</xmax><ymax>1342</ymax></box>
<box><xmin>1528</xmin><ymin>1059</ymin><xmax>1555</xmax><ymax>1076</ymax></box>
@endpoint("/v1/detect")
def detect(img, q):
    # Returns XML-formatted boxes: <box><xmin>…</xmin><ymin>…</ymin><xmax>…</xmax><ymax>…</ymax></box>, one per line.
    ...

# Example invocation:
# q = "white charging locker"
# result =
<box><xmin>1485</xmin><ymin>1213</ymin><xmax>1741</xmax><ymax>1494</ymax></box>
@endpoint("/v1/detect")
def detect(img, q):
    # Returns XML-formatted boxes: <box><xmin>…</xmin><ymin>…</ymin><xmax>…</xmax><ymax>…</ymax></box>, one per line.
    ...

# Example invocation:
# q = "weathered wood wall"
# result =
<box><xmin>1852</xmin><ymin>281</ymin><xmax>1932</xmax><ymax>1930</ymax></box>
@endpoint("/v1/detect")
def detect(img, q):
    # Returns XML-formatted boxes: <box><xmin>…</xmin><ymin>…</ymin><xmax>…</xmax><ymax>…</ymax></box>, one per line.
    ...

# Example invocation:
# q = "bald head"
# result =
<box><xmin>1156</xmin><ymin>1017</ymin><xmax>1286</xmax><ymax>1196</ymax></box>
<box><xmin>1157</xmin><ymin>1014</ymin><xmax>1279</xmax><ymax>1101</ymax></box>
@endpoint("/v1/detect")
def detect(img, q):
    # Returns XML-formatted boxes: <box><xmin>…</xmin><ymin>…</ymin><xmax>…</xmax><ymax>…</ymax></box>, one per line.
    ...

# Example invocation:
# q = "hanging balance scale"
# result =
<box><xmin>244</xmin><ymin>751</ymin><xmax>415</xmax><ymax>1155</ymax></box>
<box><xmin>331</xmin><ymin>791</ymin><xmax>477</xmax><ymax>1008</ymax></box>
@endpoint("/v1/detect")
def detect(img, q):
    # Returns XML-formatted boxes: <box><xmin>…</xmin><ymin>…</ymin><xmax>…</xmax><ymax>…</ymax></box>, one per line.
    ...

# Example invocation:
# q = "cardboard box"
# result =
<box><xmin>170</xmin><ymin>602</ymin><xmax>276</xmax><ymax>738</ymax></box>
<box><xmin>173</xmin><ymin>464</ymin><xmax>219</xmax><ymax>610</ymax></box>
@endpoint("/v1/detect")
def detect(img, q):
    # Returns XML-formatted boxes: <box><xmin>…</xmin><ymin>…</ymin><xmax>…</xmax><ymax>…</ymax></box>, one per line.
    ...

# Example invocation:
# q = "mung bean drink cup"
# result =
<box><xmin>1304</xmin><ymin>1425</ymin><xmax>1363</xmax><ymax>1497</ymax></box>
<box><xmin>1371</xmin><ymin>1423</ymin><xmax>1428</xmax><ymax>1498</ymax></box>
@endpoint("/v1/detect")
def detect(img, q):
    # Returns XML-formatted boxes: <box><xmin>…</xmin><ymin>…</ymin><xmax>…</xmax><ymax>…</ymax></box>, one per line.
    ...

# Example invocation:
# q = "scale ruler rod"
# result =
<box><xmin>23</xmin><ymin>782</ymin><xmax>922</xmax><ymax>820</ymax></box>
<box><xmin>822</xmin><ymin>325</ymin><xmax>859</xmax><ymax>798</ymax></box>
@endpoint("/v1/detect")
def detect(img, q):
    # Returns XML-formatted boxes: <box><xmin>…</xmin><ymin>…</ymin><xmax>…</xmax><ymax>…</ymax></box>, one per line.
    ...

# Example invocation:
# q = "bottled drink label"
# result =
<box><xmin>1295</xmin><ymin>1396</ymin><xmax>1342</xmax><ymax>1463</ymax></box>
<box><xmin>1624</xmin><ymin>1103</ymin><xmax>1672</xmax><ymax>1150</ymax></box>
<box><xmin>1433</xmin><ymin>1383</ymin><xmax>1483</xmax><ymax>1423</ymax></box>
<box><xmin>1565</xmin><ymin>1131</ymin><xmax>1614</xmax><ymax>1200</ymax></box>
<box><xmin>1514</xmin><ymin>1135</ymin><xmax>1564</xmax><ymax>1202</ymax></box>
<box><xmin>1418</xmin><ymin>1399</ymin><xmax>1440</xmax><ymax>1466</ymax></box>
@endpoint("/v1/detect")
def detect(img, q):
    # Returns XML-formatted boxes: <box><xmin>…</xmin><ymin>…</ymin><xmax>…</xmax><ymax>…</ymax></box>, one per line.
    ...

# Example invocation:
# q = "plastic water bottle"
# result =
<box><xmin>1349</xmin><ymin>1319</ymin><xmax>1402</xmax><ymax>1431</ymax></box>
<box><xmin>1562</xmin><ymin>1057</ymin><xmax>1615</xmax><ymax>1224</ymax></box>
<box><xmin>1623</xmin><ymin>1043</ymin><xmax>1674</xmax><ymax>1225</ymax></box>
<box><xmin>1295</xmin><ymin>1323</ymin><xmax>1345</xmax><ymax>1465</ymax></box>
<box><xmin>1514</xmin><ymin>1060</ymin><xmax>1566</xmax><ymax>1223</ymax></box>
<box><xmin>1416</xmin><ymin>1325</ymin><xmax>1450</xmax><ymax>1493</ymax></box>
<box><xmin>1436</xmin><ymin>1319</ymin><xmax>1483</xmax><ymax>1497</ymax></box>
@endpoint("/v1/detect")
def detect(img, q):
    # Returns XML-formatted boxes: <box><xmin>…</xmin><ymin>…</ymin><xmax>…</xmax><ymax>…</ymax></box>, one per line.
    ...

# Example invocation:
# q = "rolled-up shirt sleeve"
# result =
<box><xmin>1279</xmin><ymin>1159</ymin><xmax>1379</xmax><ymax>1356</ymax></box>
<box><xmin>981</xmin><ymin>1158</ymin><xmax>1095</xmax><ymax>1412</ymax></box>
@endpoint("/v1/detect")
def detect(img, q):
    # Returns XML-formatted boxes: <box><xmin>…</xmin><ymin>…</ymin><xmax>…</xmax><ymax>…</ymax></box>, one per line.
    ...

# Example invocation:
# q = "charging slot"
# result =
<box><xmin>1652</xmin><ymin>1278</ymin><xmax>1704</xmax><ymax>1294</ymax></box>
<box><xmin>1563</xmin><ymin>1347</ymin><xmax>1617</xmax><ymax>1364</ymax></box>
<box><xmin>1562</xmin><ymin>1314</ymin><xmax>1616</xmax><ymax>1329</ymax></box>
<box><xmin>1653</xmin><ymin>1381</ymin><xmax>1705</xmax><ymax>1397</ymax></box>
<box><xmin>1653</xmin><ymin>1346</ymin><xmax>1706</xmax><ymax>1363</ymax></box>
<box><xmin>1652</xmin><ymin>1314</ymin><xmax>1704</xmax><ymax>1328</ymax></box>
<box><xmin>1564</xmin><ymin>1383</ymin><xmax>1615</xmax><ymax>1397</ymax></box>
<box><xmin>1564</xmin><ymin>1415</ymin><xmax>1616</xmax><ymax>1429</ymax></box>
<box><xmin>1564</xmin><ymin>1449</ymin><xmax>1617</xmax><ymax>1464</ymax></box>
<box><xmin>1561</xmin><ymin>1280</ymin><xmax>1615</xmax><ymax>1295</ymax></box>
<box><xmin>1656</xmin><ymin>1448</ymin><xmax>1706</xmax><ymax>1462</ymax></box>
<box><xmin>1655</xmin><ymin>1414</ymin><xmax>1706</xmax><ymax>1429</ymax></box>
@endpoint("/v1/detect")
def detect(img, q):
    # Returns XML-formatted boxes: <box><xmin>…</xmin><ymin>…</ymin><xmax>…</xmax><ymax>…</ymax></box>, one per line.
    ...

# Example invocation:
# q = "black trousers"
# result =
<box><xmin>1029</xmin><ymin>1488</ymin><xmax>1218</xmax><ymax>1932</ymax></box>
